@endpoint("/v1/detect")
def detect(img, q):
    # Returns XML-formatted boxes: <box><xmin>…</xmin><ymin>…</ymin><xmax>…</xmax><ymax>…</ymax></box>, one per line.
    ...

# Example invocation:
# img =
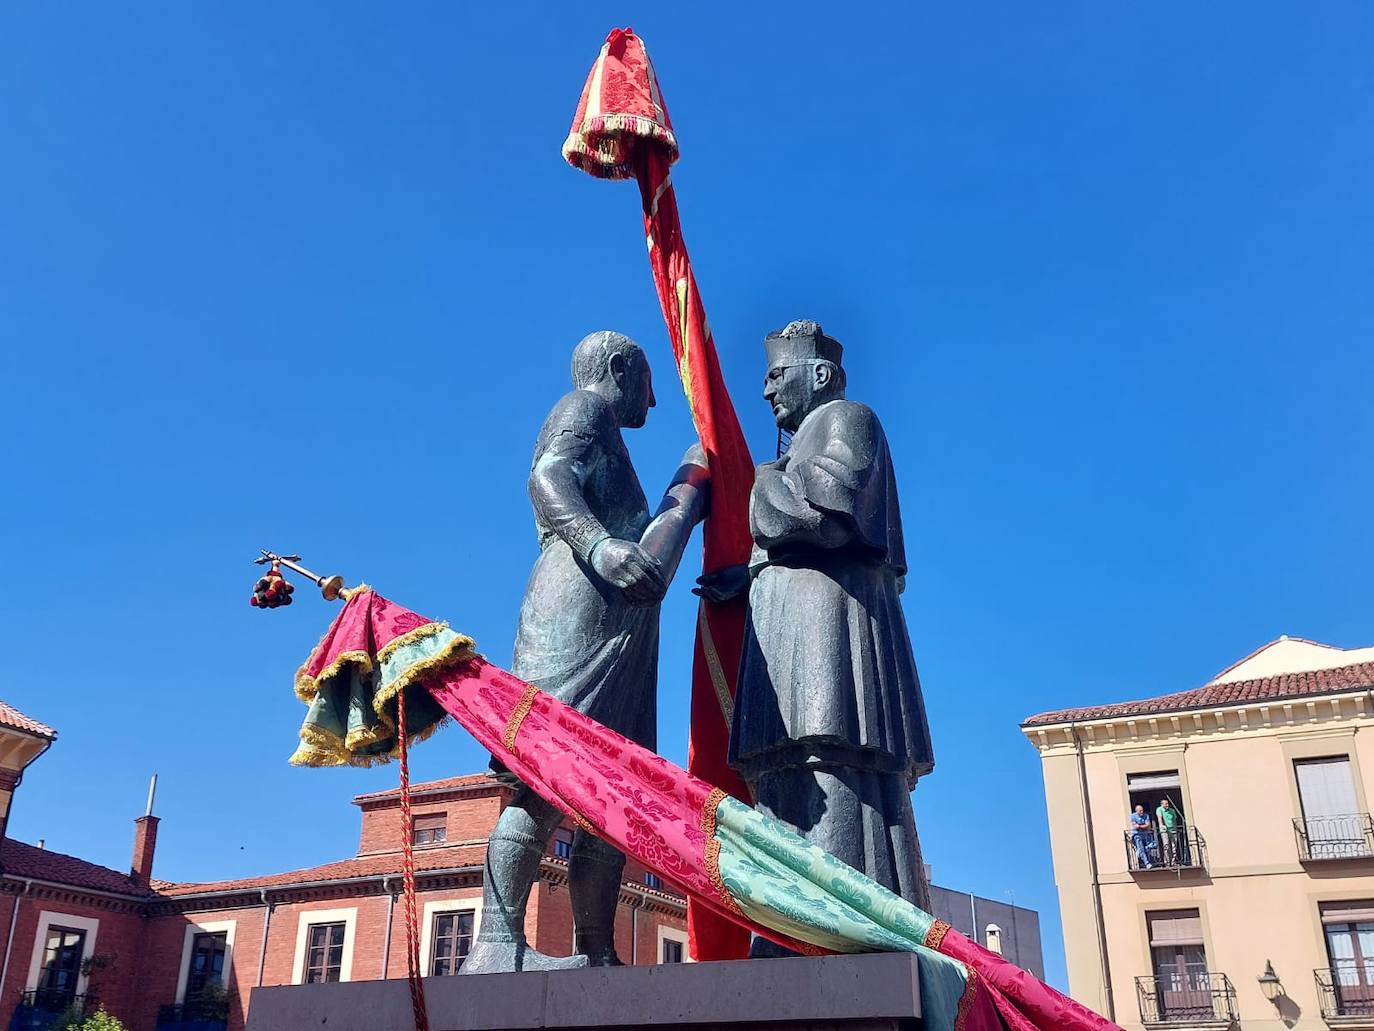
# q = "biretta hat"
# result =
<box><xmin>764</xmin><ymin>320</ymin><xmax>844</xmax><ymax>368</ymax></box>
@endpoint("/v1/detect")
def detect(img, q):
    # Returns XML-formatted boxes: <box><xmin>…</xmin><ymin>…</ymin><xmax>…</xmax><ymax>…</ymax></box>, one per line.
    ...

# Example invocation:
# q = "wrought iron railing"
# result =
<box><xmin>157</xmin><ymin>993</ymin><xmax>229</xmax><ymax>1028</ymax></box>
<box><xmin>11</xmin><ymin>992</ymin><xmax>99</xmax><ymax>1031</ymax></box>
<box><xmin>1316</xmin><ymin>967</ymin><xmax>1374</xmax><ymax>1020</ymax></box>
<box><xmin>1136</xmin><ymin>972</ymin><xmax>1237</xmax><ymax>1025</ymax></box>
<box><xmin>1294</xmin><ymin>814</ymin><xmax>1374</xmax><ymax>861</ymax></box>
<box><xmin>1124</xmin><ymin>825</ymin><xmax>1207</xmax><ymax>872</ymax></box>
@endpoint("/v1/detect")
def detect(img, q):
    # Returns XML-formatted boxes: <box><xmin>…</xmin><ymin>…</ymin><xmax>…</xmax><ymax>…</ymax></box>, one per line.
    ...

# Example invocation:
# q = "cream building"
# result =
<box><xmin>1023</xmin><ymin>637</ymin><xmax>1374</xmax><ymax>1030</ymax></box>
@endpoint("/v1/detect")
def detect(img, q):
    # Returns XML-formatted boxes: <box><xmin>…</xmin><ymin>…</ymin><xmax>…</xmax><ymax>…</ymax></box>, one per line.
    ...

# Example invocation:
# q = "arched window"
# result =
<box><xmin>985</xmin><ymin>924</ymin><xmax>1003</xmax><ymax>955</ymax></box>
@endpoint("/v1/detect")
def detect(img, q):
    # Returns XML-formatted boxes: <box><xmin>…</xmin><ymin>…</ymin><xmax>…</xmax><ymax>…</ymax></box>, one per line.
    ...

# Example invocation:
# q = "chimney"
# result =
<box><xmin>131</xmin><ymin>816</ymin><xmax>159</xmax><ymax>887</ymax></box>
<box><xmin>131</xmin><ymin>774</ymin><xmax>159</xmax><ymax>888</ymax></box>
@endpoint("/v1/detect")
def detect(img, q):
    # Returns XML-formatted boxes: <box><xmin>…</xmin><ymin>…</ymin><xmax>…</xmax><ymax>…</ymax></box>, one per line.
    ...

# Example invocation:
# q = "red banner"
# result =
<box><xmin>563</xmin><ymin>28</ymin><xmax>754</xmax><ymax>960</ymax></box>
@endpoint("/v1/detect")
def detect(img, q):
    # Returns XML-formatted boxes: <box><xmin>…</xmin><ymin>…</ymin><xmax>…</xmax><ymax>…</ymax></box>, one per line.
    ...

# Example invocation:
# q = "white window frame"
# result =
<box><xmin>26</xmin><ymin>911</ymin><xmax>99</xmax><ymax>996</ymax></box>
<box><xmin>419</xmin><ymin>897</ymin><xmax>483</xmax><ymax>976</ymax></box>
<box><xmin>657</xmin><ymin>923</ymin><xmax>691</xmax><ymax>963</ymax></box>
<box><xmin>291</xmin><ymin>907</ymin><xmax>358</xmax><ymax>984</ymax></box>
<box><xmin>176</xmin><ymin>919</ymin><xmax>236</xmax><ymax>1003</ymax></box>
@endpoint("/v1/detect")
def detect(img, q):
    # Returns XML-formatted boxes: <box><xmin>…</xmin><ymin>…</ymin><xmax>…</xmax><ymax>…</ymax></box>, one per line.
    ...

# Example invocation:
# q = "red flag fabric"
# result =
<box><xmin>563</xmin><ymin>27</ymin><xmax>754</xmax><ymax>960</ymax></box>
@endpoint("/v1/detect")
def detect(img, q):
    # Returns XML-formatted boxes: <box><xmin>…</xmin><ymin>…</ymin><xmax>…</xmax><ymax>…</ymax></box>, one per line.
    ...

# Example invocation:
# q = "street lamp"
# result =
<box><xmin>1258</xmin><ymin>960</ymin><xmax>1284</xmax><ymax>1001</ymax></box>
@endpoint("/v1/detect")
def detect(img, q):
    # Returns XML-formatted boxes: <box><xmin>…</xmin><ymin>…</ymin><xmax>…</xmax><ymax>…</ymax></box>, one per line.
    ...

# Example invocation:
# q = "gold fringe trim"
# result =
<box><xmin>376</xmin><ymin>620</ymin><xmax>450</xmax><ymax>666</ymax></box>
<box><xmin>295</xmin><ymin>651</ymin><xmax>373</xmax><ymax>704</ymax></box>
<box><xmin>703</xmin><ymin>837</ymin><xmax>744</xmax><ymax>917</ymax></box>
<box><xmin>954</xmin><ymin>967</ymin><xmax>980</xmax><ymax>1031</ymax></box>
<box><xmin>344</xmin><ymin>723</ymin><xmax>390</xmax><ymax>751</ymax></box>
<box><xmin>338</xmin><ymin>583</ymin><xmax>371</xmax><ymax>601</ymax></box>
<box><xmin>289</xmin><ymin>723</ymin><xmax>350</xmax><ymax>767</ymax></box>
<box><xmin>923</xmin><ymin>919</ymin><xmax>951</xmax><ymax>951</ymax></box>
<box><xmin>700</xmin><ymin>787</ymin><xmax>727</xmax><ymax>835</ymax></box>
<box><xmin>502</xmin><ymin>683</ymin><xmax>541</xmax><ymax>753</ymax></box>
<box><xmin>371</xmin><ymin>633</ymin><xmax>477</xmax><ymax>721</ymax></box>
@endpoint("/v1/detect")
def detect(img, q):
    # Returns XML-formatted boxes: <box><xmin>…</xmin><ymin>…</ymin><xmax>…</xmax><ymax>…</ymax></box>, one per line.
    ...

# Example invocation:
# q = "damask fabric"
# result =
<box><xmin>563</xmin><ymin>26</ymin><xmax>758</xmax><ymax>961</ymax></box>
<box><xmin>289</xmin><ymin>587</ymin><xmax>454</xmax><ymax>766</ymax></box>
<box><xmin>288</xmin><ymin>591</ymin><xmax>1122</xmax><ymax>1031</ymax></box>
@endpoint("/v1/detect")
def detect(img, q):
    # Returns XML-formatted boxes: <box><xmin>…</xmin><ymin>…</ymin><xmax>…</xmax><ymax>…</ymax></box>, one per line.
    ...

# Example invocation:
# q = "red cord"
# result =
<box><xmin>397</xmin><ymin>687</ymin><xmax>431</xmax><ymax>1031</ymax></box>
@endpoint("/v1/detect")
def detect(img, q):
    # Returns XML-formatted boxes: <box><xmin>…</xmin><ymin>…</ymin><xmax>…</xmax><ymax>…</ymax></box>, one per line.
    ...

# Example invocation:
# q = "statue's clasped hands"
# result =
<box><xmin>591</xmin><ymin>538</ymin><xmax>668</xmax><ymax>604</ymax></box>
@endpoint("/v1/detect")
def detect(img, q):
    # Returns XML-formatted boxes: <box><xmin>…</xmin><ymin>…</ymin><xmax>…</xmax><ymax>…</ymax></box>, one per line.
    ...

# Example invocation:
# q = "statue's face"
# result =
<box><xmin>615</xmin><ymin>350</ymin><xmax>656</xmax><ymax>429</ymax></box>
<box><xmin>763</xmin><ymin>362</ymin><xmax>820</xmax><ymax>432</ymax></box>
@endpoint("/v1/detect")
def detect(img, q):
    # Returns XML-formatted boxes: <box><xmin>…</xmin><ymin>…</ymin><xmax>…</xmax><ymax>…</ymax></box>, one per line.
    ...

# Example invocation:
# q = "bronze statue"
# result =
<box><xmin>463</xmin><ymin>330</ymin><xmax>707</xmax><ymax>973</ymax></box>
<box><xmin>698</xmin><ymin>320</ymin><xmax>933</xmax><ymax>958</ymax></box>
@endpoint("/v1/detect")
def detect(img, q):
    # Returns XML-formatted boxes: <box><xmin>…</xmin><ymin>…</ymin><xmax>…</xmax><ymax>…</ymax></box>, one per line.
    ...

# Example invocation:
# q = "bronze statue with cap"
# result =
<box><xmin>698</xmin><ymin>319</ymin><xmax>934</xmax><ymax>958</ymax></box>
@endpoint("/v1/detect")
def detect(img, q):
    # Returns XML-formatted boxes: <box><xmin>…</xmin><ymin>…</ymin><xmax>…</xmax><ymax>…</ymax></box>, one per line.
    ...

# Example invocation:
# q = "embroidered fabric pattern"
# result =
<box><xmin>924</xmin><ymin>919</ymin><xmax>951</xmax><ymax>951</ymax></box>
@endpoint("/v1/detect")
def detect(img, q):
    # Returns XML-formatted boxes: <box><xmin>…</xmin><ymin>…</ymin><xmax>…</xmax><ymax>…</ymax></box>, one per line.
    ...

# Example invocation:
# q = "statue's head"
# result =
<box><xmin>571</xmin><ymin>330</ymin><xmax>656</xmax><ymax>429</ymax></box>
<box><xmin>762</xmin><ymin>320</ymin><xmax>846</xmax><ymax>431</ymax></box>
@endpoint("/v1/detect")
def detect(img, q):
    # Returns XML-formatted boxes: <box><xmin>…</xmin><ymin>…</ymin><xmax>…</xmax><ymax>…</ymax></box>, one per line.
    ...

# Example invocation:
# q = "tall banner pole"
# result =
<box><xmin>562</xmin><ymin>27</ymin><xmax>754</xmax><ymax>960</ymax></box>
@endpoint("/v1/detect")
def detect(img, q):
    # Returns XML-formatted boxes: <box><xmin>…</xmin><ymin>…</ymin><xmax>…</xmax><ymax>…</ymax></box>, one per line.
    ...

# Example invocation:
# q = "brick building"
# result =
<box><xmin>3</xmin><ymin>700</ymin><xmax>1044</xmax><ymax>1031</ymax></box>
<box><xmin>0</xmin><ymin>702</ymin><xmax>687</xmax><ymax>1031</ymax></box>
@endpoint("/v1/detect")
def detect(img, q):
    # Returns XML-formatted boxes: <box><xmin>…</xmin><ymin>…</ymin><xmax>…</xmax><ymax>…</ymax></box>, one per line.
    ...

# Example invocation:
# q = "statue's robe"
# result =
<box><xmin>509</xmin><ymin>389</ymin><xmax>658</xmax><ymax>751</ymax></box>
<box><xmin>728</xmin><ymin>398</ymin><xmax>933</xmax><ymax>902</ymax></box>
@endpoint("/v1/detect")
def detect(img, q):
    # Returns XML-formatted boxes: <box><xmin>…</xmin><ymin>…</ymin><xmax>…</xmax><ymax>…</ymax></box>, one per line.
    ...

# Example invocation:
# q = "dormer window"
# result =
<box><xmin>413</xmin><ymin>813</ymin><xmax>447</xmax><ymax>845</ymax></box>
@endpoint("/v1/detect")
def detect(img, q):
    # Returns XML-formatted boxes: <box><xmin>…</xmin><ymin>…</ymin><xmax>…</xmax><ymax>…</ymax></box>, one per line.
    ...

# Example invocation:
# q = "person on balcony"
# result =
<box><xmin>1156</xmin><ymin>796</ymin><xmax>1183</xmax><ymax>866</ymax></box>
<box><xmin>1130</xmin><ymin>804</ymin><xmax>1157</xmax><ymax>868</ymax></box>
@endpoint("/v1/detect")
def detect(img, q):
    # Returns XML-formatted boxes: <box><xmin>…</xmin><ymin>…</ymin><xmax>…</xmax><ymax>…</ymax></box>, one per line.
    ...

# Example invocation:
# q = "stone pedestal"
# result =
<box><xmin>246</xmin><ymin>952</ymin><xmax>925</xmax><ymax>1031</ymax></box>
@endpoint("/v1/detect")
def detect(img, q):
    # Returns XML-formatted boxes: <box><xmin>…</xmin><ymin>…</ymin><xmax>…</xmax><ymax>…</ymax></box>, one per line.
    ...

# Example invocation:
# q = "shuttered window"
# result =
<box><xmin>1322</xmin><ymin>901</ymin><xmax>1374</xmax><ymax>925</ymax></box>
<box><xmin>413</xmin><ymin>812</ymin><xmax>447</xmax><ymax>845</ymax></box>
<box><xmin>1296</xmin><ymin>758</ymin><xmax>1359</xmax><ymax>822</ymax></box>
<box><xmin>1148</xmin><ymin>909</ymin><xmax>1204</xmax><ymax>947</ymax></box>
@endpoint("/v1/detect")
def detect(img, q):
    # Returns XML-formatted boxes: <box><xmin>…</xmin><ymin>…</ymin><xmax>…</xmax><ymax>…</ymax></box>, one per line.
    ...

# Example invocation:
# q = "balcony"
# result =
<box><xmin>9</xmin><ymin>991</ymin><xmax>99</xmax><ymax>1031</ymax></box>
<box><xmin>1294</xmin><ymin>815</ymin><xmax>1374</xmax><ymax>862</ymax></box>
<box><xmin>1317</xmin><ymin>967</ymin><xmax>1374</xmax><ymax>1025</ymax></box>
<box><xmin>157</xmin><ymin>993</ymin><xmax>229</xmax><ymax>1031</ymax></box>
<box><xmin>1135</xmin><ymin>972</ymin><xmax>1237</xmax><ymax>1028</ymax></box>
<box><xmin>1124</xmin><ymin>826</ymin><xmax>1207</xmax><ymax>872</ymax></box>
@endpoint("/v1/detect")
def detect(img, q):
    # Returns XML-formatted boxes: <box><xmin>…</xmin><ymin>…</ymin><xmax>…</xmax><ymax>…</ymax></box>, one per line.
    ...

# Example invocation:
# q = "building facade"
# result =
<box><xmin>927</xmin><ymin>884</ymin><xmax>1044</xmax><ymax>980</ymax></box>
<box><xmin>0</xmin><ymin>697</ymin><xmax>1046</xmax><ymax>1031</ymax></box>
<box><xmin>0</xmin><ymin>764</ymin><xmax>687</xmax><ymax>1031</ymax></box>
<box><xmin>1024</xmin><ymin>636</ymin><xmax>1374</xmax><ymax>1030</ymax></box>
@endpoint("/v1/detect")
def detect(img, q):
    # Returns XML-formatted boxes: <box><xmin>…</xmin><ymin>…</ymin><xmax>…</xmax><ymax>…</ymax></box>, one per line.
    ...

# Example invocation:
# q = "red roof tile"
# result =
<box><xmin>1023</xmin><ymin>660</ymin><xmax>1374</xmax><ymax>727</ymax></box>
<box><xmin>157</xmin><ymin>843</ymin><xmax>488</xmax><ymax>897</ymax></box>
<box><xmin>1</xmin><ymin>838</ymin><xmax>146</xmax><ymax>896</ymax></box>
<box><xmin>353</xmin><ymin>773</ymin><xmax>506</xmax><ymax>805</ymax></box>
<box><xmin>0</xmin><ymin>701</ymin><xmax>55</xmax><ymax>740</ymax></box>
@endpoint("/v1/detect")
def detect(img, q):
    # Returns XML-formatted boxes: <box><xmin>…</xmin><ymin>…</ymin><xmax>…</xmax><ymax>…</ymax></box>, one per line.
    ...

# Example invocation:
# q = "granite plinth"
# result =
<box><xmin>246</xmin><ymin>952</ymin><xmax>924</xmax><ymax>1031</ymax></box>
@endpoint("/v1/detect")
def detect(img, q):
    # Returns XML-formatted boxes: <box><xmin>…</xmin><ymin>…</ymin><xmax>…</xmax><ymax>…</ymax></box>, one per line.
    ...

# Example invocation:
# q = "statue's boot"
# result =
<box><xmin>570</xmin><ymin>830</ymin><xmax>626</xmax><ymax>966</ymax></box>
<box><xmin>461</xmin><ymin>823</ymin><xmax>588</xmax><ymax>974</ymax></box>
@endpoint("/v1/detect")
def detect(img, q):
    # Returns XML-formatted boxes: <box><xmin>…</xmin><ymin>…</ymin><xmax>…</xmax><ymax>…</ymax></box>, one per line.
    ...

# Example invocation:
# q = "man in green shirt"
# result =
<box><xmin>1156</xmin><ymin>797</ymin><xmax>1183</xmax><ymax>866</ymax></box>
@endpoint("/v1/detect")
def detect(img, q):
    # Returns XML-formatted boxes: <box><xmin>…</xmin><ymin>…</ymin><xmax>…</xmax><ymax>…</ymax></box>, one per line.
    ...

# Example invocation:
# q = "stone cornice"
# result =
<box><xmin>1023</xmin><ymin>688</ymin><xmax>1374</xmax><ymax>753</ymax></box>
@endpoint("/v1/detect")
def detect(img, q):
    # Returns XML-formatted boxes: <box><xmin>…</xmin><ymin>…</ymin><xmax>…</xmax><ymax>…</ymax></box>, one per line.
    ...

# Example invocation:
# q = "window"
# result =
<box><xmin>1147</xmin><ymin>910</ymin><xmax>1212</xmax><ymax>1022</ymax></box>
<box><xmin>1296</xmin><ymin>757</ymin><xmax>1366</xmax><ymax>858</ymax></box>
<box><xmin>644</xmin><ymin>872</ymin><xmax>662</xmax><ymax>890</ymax></box>
<box><xmin>429</xmin><ymin>911</ymin><xmax>475</xmax><ymax>976</ymax></box>
<box><xmin>304</xmin><ymin>923</ymin><xmax>346</xmax><ymax>984</ymax></box>
<box><xmin>661</xmin><ymin>939</ymin><xmax>683</xmax><ymax>963</ymax></box>
<box><xmin>1322</xmin><ymin>901</ymin><xmax>1374</xmax><ymax>1013</ymax></box>
<box><xmin>554</xmin><ymin>828</ymin><xmax>573</xmax><ymax>860</ymax></box>
<box><xmin>413</xmin><ymin>812</ymin><xmax>447</xmax><ymax>845</ymax></box>
<box><xmin>37</xmin><ymin>926</ymin><xmax>85</xmax><ymax>1006</ymax></box>
<box><xmin>186</xmin><ymin>931</ymin><xmax>227</xmax><ymax>996</ymax></box>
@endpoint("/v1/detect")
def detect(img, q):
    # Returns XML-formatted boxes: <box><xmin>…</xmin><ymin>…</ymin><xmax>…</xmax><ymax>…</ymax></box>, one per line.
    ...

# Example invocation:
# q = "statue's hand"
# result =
<box><xmin>693</xmin><ymin>564</ymin><xmax>750</xmax><ymax>603</ymax></box>
<box><xmin>590</xmin><ymin>538</ymin><xmax>668</xmax><ymax>604</ymax></box>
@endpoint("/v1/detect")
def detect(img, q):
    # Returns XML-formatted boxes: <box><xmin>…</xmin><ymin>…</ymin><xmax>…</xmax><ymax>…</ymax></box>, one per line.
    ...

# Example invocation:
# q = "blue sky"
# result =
<box><xmin>2</xmin><ymin>4</ymin><xmax>1372</xmax><ymax>991</ymax></box>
